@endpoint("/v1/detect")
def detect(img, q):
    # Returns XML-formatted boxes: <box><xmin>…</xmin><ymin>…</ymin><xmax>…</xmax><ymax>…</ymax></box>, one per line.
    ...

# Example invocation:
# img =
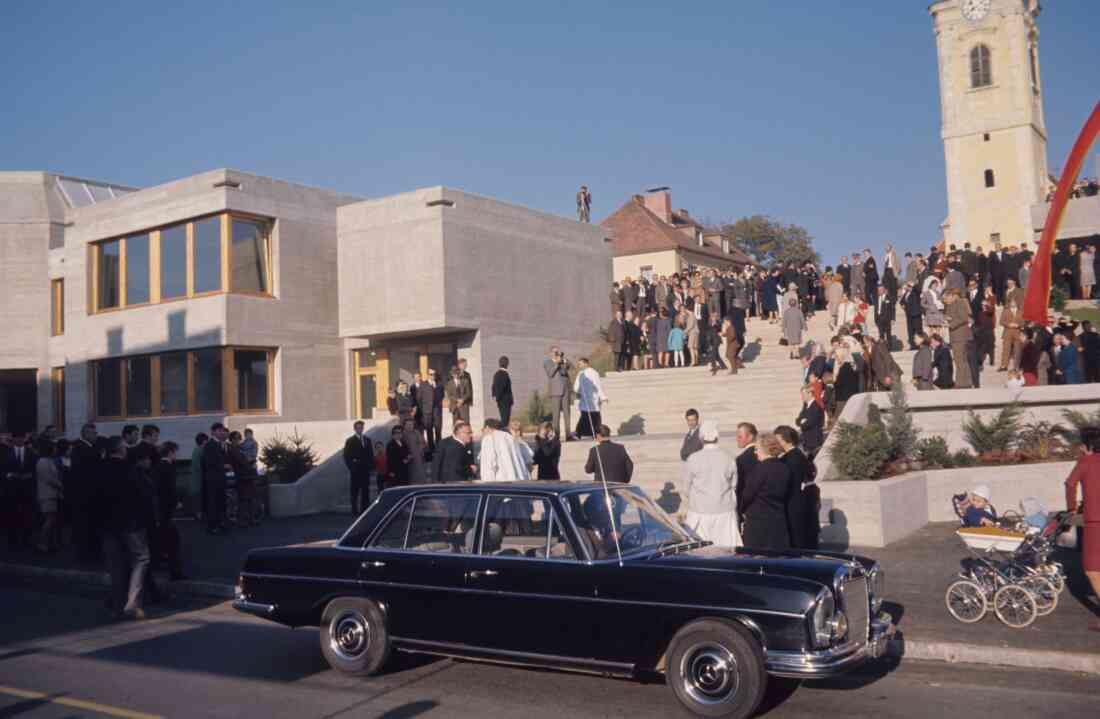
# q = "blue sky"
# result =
<box><xmin>2</xmin><ymin>1</ymin><xmax>1096</xmax><ymax>265</ymax></box>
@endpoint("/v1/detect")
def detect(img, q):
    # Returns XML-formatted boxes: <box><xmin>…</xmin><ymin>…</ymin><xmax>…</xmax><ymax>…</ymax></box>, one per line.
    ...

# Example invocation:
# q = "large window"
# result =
<box><xmin>160</xmin><ymin>225</ymin><xmax>188</xmax><ymax>300</ymax></box>
<box><xmin>50</xmin><ymin>279</ymin><xmax>64</xmax><ymax>336</ymax></box>
<box><xmin>970</xmin><ymin>44</ymin><xmax>992</xmax><ymax>88</ymax></box>
<box><xmin>91</xmin><ymin>213</ymin><xmax>273</xmax><ymax>312</ymax></box>
<box><xmin>91</xmin><ymin>346</ymin><xmax>275</xmax><ymax>420</ymax></box>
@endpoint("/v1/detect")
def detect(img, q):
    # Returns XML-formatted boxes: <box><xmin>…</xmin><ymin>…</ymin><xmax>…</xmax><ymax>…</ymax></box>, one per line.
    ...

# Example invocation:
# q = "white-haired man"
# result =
<box><xmin>681</xmin><ymin>421</ymin><xmax>739</xmax><ymax>547</ymax></box>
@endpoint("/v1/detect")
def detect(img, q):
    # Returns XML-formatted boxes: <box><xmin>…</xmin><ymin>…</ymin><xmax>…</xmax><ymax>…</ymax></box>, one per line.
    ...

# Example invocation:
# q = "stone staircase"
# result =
<box><xmin>557</xmin><ymin>312</ymin><xmax>836</xmax><ymax>509</ymax></box>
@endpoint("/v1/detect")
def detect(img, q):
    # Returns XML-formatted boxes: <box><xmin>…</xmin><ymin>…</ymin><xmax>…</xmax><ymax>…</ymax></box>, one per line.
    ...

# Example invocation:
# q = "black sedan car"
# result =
<box><xmin>235</xmin><ymin>482</ymin><xmax>891</xmax><ymax>718</ymax></box>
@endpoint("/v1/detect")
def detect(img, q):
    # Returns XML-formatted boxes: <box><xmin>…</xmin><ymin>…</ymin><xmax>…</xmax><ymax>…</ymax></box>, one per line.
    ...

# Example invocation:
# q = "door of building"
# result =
<box><xmin>0</xmin><ymin>369</ymin><xmax>38</xmax><ymax>434</ymax></box>
<box><xmin>353</xmin><ymin>349</ymin><xmax>388</xmax><ymax>420</ymax></box>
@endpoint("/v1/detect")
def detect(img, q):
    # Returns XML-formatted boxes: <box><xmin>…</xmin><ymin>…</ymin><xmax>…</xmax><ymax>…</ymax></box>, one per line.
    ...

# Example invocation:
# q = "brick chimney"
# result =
<box><xmin>643</xmin><ymin>190</ymin><xmax>672</xmax><ymax>224</ymax></box>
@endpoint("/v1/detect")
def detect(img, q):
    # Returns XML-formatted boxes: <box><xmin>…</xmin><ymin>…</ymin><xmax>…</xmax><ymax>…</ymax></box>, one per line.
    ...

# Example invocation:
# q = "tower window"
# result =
<box><xmin>984</xmin><ymin>169</ymin><xmax>996</xmax><ymax>188</ymax></box>
<box><xmin>983</xmin><ymin>133</ymin><xmax>991</xmax><ymax>142</ymax></box>
<box><xmin>970</xmin><ymin>44</ymin><xmax>992</xmax><ymax>88</ymax></box>
<box><xmin>1028</xmin><ymin>43</ymin><xmax>1039</xmax><ymax>92</ymax></box>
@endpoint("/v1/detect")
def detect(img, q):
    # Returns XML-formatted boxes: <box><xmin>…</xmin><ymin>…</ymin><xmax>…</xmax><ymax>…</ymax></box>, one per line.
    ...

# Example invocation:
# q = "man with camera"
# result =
<box><xmin>544</xmin><ymin>345</ymin><xmax>576</xmax><ymax>441</ymax></box>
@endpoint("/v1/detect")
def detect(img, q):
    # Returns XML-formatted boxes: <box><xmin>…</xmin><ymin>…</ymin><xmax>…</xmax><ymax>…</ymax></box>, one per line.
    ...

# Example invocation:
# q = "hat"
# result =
<box><xmin>971</xmin><ymin>485</ymin><xmax>991</xmax><ymax>501</ymax></box>
<box><xmin>700</xmin><ymin>421</ymin><xmax>719</xmax><ymax>443</ymax></box>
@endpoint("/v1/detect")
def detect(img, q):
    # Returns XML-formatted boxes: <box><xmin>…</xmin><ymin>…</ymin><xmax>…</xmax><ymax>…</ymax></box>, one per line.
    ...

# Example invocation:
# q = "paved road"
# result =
<box><xmin>0</xmin><ymin>578</ymin><xmax>1095</xmax><ymax>719</ymax></box>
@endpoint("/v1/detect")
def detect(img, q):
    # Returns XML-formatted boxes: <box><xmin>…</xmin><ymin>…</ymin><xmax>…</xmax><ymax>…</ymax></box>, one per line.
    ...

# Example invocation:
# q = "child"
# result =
<box><xmin>668</xmin><ymin>322</ymin><xmax>686</xmax><ymax>367</ymax></box>
<box><xmin>1004</xmin><ymin>369</ymin><xmax>1025</xmax><ymax>388</ymax></box>
<box><xmin>962</xmin><ymin>485</ymin><xmax>996</xmax><ymax>527</ymax></box>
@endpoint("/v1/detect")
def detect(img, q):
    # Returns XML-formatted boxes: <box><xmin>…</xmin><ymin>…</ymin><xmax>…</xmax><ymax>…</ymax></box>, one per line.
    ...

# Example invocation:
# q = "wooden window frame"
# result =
<box><xmin>51</xmin><ymin>367</ymin><xmax>65</xmax><ymax>433</ymax></box>
<box><xmin>90</xmin><ymin>345</ymin><xmax>277</xmax><ymax>421</ymax></box>
<box><xmin>89</xmin><ymin>212</ymin><xmax>275</xmax><ymax>314</ymax></box>
<box><xmin>50</xmin><ymin>278</ymin><xmax>64</xmax><ymax>336</ymax></box>
<box><xmin>353</xmin><ymin>348</ymin><xmax>389</xmax><ymax>418</ymax></box>
<box><xmin>970</xmin><ymin>44</ymin><xmax>992</xmax><ymax>89</ymax></box>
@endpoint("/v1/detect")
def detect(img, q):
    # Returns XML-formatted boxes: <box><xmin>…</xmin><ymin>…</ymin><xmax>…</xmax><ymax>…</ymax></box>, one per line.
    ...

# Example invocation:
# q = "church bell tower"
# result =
<box><xmin>930</xmin><ymin>0</ymin><xmax>1049</xmax><ymax>252</ymax></box>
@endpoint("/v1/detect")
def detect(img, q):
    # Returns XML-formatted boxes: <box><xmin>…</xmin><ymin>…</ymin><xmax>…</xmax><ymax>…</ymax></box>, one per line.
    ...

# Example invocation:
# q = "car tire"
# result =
<box><xmin>666</xmin><ymin>619</ymin><xmax>766</xmax><ymax>719</ymax></box>
<box><xmin>319</xmin><ymin>597</ymin><xmax>391</xmax><ymax>676</ymax></box>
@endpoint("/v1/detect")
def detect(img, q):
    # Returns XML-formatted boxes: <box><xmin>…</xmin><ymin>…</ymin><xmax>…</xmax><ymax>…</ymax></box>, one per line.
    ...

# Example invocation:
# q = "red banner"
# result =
<box><xmin>1022</xmin><ymin>99</ymin><xmax>1100</xmax><ymax>325</ymax></box>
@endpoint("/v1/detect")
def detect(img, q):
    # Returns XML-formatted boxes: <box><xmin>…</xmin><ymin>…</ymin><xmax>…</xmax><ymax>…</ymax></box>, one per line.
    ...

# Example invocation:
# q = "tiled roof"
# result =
<box><xmin>601</xmin><ymin>198</ymin><xmax>755</xmax><ymax>266</ymax></box>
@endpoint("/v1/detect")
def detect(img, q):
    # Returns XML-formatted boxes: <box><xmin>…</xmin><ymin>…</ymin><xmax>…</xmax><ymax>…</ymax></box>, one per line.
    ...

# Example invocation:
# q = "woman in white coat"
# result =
<box><xmin>573</xmin><ymin>357</ymin><xmax>607</xmax><ymax>438</ymax></box>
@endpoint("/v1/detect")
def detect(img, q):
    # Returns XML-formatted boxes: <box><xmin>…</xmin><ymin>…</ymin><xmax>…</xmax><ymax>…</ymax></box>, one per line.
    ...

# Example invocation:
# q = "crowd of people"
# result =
<box><xmin>1046</xmin><ymin>177</ymin><xmax>1099</xmax><ymax>201</ymax></box>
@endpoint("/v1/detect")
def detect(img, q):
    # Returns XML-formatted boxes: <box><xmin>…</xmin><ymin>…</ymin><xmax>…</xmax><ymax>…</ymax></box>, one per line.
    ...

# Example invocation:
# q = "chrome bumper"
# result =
<box><xmin>765</xmin><ymin>612</ymin><xmax>894</xmax><ymax>679</ymax></box>
<box><xmin>232</xmin><ymin>598</ymin><xmax>276</xmax><ymax>617</ymax></box>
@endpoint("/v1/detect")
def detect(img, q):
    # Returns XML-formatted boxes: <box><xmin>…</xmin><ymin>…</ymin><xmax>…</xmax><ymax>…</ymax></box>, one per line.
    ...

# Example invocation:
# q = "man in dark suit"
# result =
<box><xmin>836</xmin><ymin>257</ymin><xmax>851</xmax><ymax>296</ymax></box>
<box><xmin>491</xmin><ymin>356</ymin><xmax>514</xmax><ymax>426</ymax></box>
<box><xmin>902</xmin><ymin>283</ymin><xmax>924</xmax><ymax>350</ymax></box>
<box><xmin>71</xmin><ymin>423</ymin><xmax>103</xmax><ymax>561</ymax></box>
<box><xmin>863</xmin><ymin>250</ymin><xmax>879</xmax><ymax>303</ymax></box>
<box><xmin>583</xmin><ymin>425</ymin><xmax>633</xmax><ymax>484</ymax></box>
<box><xmin>607</xmin><ymin>311</ymin><xmax>626</xmax><ymax>372</ymax></box>
<box><xmin>874</xmin><ymin>285</ymin><xmax>896</xmax><ymax>351</ymax></box>
<box><xmin>201</xmin><ymin>422</ymin><xmax>231</xmax><ymax>534</ymax></box>
<box><xmin>680</xmin><ymin>409</ymin><xmax>703</xmax><ymax>461</ymax></box>
<box><xmin>431</xmin><ymin>422</ymin><xmax>476</xmax><ymax>483</ymax></box>
<box><xmin>418</xmin><ymin>369</ymin><xmax>444</xmax><ymax>450</ymax></box>
<box><xmin>343</xmin><ymin>421</ymin><xmax>374</xmax><ymax>515</ymax></box>
<box><xmin>2</xmin><ymin>432</ymin><xmax>38</xmax><ymax>549</ymax></box>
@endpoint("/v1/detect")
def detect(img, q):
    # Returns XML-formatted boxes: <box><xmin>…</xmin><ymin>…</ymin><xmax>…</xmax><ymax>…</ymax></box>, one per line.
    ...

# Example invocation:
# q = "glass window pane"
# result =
<box><xmin>160</xmin><ymin>352</ymin><xmax>188</xmax><ymax>414</ymax></box>
<box><xmin>358</xmin><ymin>374</ymin><xmax>377</xmax><ymax>416</ymax></box>
<box><xmin>58</xmin><ymin>178</ymin><xmax>93</xmax><ymax>208</ymax></box>
<box><xmin>87</xmin><ymin>184</ymin><xmax>114</xmax><ymax>203</ymax></box>
<box><xmin>95</xmin><ymin>358</ymin><xmax>122</xmax><ymax>418</ymax></box>
<box><xmin>356</xmin><ymin>350</ymin><xmax>377</xmax><ymax>368</ymax></box>
<box><xmin>98</xmin><ymin>240</ymin><xmax>121</xmax><ymax>310</ymax></box>
<box><xmin>370</xmin><ymin>501</ymin><xmax>413</xmax><ymax>549</ymax></box>
<box><xmin>480</xmin><ymin>496</ymin><xmax>550</xmax><ymax>557</ymax></box>
<box><xmin>126</xmin><ymin>356</ymin><xmax>152</xmax><ymax>416</ymax></box>
<box><xmin>193</xmin><ymin>348</ymin><xmax>223</xmax><ymax>412</ymax></box>
<box><xmin>235</xmin><ymin>349</ymin><xmax>270</xmax><ymax>411</ymax></box>
<box><xmin>160</xmin><ymin>225</ymin><xmax>188</xmax><ymax>300</ymax></box>
<box><xmin>405</xmin><ymin>496</ymin><xmax>481</xmax><ymax>553</ymax></box>
<box><xmin>193</xmin><ymin>217</ymin><xmax>222</xmax><ymax>294</ymax></box>
<box><xmin>230</xmin><ymin>218</ymin><xmax>270</xmax><ymax>293</ymax></box>
<box><xmin>549</xmin><ymin>513</ymin><xmax>576</xmax><ymax>560</ymax></box>
<box><xmin>125</xmin><ymin>233</ymin><xmax>150</xmax><ymax>305</ymax></box>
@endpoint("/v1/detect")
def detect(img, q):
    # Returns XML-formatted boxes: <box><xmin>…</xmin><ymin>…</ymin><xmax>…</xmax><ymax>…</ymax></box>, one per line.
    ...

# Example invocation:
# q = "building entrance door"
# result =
<box><xmin>353</xmin><ymin>349</ymin><xmax>388</xmax><ymax>421</ymax></box>
<box><xmin>0</xmin><ymin>369</ymin><xmax>38</xmax><ymax>434</ymax></box>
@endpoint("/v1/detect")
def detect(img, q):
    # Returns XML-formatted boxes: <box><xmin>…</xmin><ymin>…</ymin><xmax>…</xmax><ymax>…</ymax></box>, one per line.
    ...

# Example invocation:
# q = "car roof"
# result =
<box><xmin>382</xmin><ymin>481</ymin><xmax>628</xmax><ymax>497</ymax></box>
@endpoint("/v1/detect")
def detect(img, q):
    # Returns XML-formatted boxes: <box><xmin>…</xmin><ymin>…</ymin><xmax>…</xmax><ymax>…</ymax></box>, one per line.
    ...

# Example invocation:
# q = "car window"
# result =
<box><xmin>478</xmin><ymin>495</ymin><xmax>576</xmax><ymax>560</ymax></box>
<box><xmin>370</xmin><ymin>495</ymin><xmax>480</xmax><ymax>553</ymax></box>
<box><xmin>564</xmin><ymin>487</ymin><xmax>690</xmax><ymax>559</ymax></box>
<box><xmin>547</xmin><ymin>511</ymin><xmax>577</xmax><ymax>560</ymax></box>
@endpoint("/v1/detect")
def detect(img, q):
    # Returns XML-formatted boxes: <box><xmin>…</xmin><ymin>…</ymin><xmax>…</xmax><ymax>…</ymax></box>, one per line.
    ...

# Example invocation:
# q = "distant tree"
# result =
<box><xmin>711</xmin><ymin>215</ymin><xmax>821</xmax><ymax>267</ymax></box>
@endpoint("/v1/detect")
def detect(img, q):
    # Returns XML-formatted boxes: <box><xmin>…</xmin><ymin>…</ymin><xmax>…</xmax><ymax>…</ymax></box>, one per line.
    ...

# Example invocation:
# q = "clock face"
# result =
<box><xmin>961</xmin><ymin>0</ymin><xmax>992</xmax><ymax>21</ymax></box>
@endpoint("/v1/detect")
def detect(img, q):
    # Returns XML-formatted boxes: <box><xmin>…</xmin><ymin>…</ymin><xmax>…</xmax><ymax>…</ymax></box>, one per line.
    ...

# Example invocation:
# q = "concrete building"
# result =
<box><xmin>930</xmin><ymin>0</ymin><xmax>1049</xmax><ymax>252</ymax></box>
<box><xmin>1030</xmin><ymin>154</ymin><xmax>1100</xmax><ymax>246</ymax></box>
<box><xmin>602</xmin><ymin>188</ymin><xmax>753</xmax><ymax>281</ymax></box>
<box><xmin>0</xmin><ymin>169</ymin><xmax>610</xmax><ymax>450</ymax></box>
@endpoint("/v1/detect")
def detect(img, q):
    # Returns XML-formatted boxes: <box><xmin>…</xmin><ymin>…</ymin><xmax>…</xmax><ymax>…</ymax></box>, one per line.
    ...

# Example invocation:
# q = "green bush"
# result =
<box><xmin>951</xmin><ymin>449</ymin><xmax>977</xmax><ymax>467</ymax></box>
<box><xmin>1050</xmin><ymin>285</ymin><xmax>1069</xmax><ymax>312</ymax></box>
<box><xmin>523</xmin><ymin>390</ymin><xmax>552</xmax><ymax>428</ymax></box>
<box><xmin>915</xmin><ymin>436</ymin><xmax>953</xmax><ymax>468</ymax></box>
<box><xmin>260</xmin><ymin>429</ymin><xmax>319</xmax><ymax>484</ymax></box>
<box><xmin>1017</xmin><ymin>420</ymin><xmax>1067</xmax><ymax>460</ymax></box>
<box><xmin>882</xmin><ymin>383</ymin><xmax>918</xmax><ymax>461</ymax></box>
<box><xmin>1058</xmin><ymin>407</ymin><xmax>1100</xmax><ymax>447</ymax></box>
<box><xmin>961</xmin><ymin>403</ymin><xmax>1024</xmax><ymax>456</ymax></box>
<box><xmin>829</xmin><ymin>421</ymin><xmax>891</xmax><ymax>481</ymax></box>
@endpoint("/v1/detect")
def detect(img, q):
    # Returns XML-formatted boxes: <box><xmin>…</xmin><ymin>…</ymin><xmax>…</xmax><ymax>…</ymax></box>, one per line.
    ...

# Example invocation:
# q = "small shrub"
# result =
<box><xmin>962</xmin><ymin>403</ymin><xmax>1024</xmax><ymax>456</ymax></box>
<box><xmin>951</xmin><ymin>449</ymin><xmax>977</xmax><ymax>467</ymax></box>
<box><xmin>260</xmin><ymin>429</ymin><xmax>319</xmax><ymax>484</ymax></box>
<box><xmin>1057</xmin><ymin>408</ymin><xmax>1100</xmax><ymax>447</ymax></box>
<box><xmin>523</xmin><ymin>390</ymin><xmax>552</xmax><ymax>427</ymax></box>
<box><xmin>1050</xmin><ymin>285</ymin><xmax>1069</xmax><ymax>312</ymax></box>
<box><xmin>1017</xmin><ymin>420</ymin><xmax>1067</xmax><ymax>461</ymax></box>
<box><xmin>830</xmin><ymin>421</ymin><xmax>891</xmax><ymax>481</ymax></box>
<box><xmin>915</xmin><ymin>436</ymin><xmax>953</xmax><ymax>468</ymax></box>
<box><xmin>883</xmin><ymin>383</ymin><xmax>918</xmax><ymax>461</ymax></box>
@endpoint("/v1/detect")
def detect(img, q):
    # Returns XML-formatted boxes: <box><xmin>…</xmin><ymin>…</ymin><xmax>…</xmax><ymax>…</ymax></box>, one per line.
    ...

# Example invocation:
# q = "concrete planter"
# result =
<box><xmin>819</xmin><ymin>461</ymin><xmax>1073</xmax><ymax>548</ymax></box>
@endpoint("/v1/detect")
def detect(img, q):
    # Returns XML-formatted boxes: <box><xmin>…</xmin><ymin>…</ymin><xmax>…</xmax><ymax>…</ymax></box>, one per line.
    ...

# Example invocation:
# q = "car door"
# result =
<box><xmin>458</xmin><ymin>492</ymin><xmax>604</xmax><ymax>660</ymax></box>
<box><xmin>359</xmin><ymin>492</ymin><xmax>482</xmax><ymax>644</ymax></box>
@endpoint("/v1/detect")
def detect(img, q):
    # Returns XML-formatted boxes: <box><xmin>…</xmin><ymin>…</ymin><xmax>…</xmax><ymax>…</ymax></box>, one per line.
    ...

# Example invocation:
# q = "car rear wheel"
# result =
<box><xmin>666</xmin><ymin>619</ymin><xmax>766</xmax><ymax>719</ymax></box>
<box><xmin>320</xmin><ymin>598</ymin><xmax>390</xmax><ymax>675</ymax></box>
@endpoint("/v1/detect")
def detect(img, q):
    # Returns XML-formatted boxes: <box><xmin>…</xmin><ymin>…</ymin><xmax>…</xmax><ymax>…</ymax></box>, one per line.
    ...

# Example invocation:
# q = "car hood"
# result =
<box><xmin>642</xmin><ymin>544</ymin><xmax>866</xmax><ymax>588</ymax></box>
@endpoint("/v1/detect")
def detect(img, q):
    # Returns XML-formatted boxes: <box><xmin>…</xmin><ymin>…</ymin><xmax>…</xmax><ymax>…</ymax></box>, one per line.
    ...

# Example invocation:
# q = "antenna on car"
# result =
<box><xmin>585</xmin><ymin>411</ymin><xmax>623</xmax><ymax>567</ymax></box>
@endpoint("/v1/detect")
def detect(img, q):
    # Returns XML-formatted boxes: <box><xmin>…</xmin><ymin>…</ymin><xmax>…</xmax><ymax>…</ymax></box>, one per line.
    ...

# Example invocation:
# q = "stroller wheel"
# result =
<box><xmin>945</xmin><ymin>579</ymin><xmax>987</xmax><ymax>623</ymax></box>
<box><xmin>1041</xmin><ymin>567</ymin><xmax>1065</xmax><ymax>595</ymax></box>
<box><xmin>993</xmin><ymin>585</ymin><xmax>1037</xmax><ymax>628</ymax></box>
<box><xmin>1017</xmin><ymin>576</ymin><xmax>1058</xmax><ymax>616</ymax></box>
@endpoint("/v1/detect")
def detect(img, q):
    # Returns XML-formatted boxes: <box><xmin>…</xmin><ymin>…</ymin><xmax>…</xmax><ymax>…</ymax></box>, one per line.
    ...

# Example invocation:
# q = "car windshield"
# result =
<box><xmin>563</xmin><ymin>486</ymin><xmax>695</xmax><ymax>559</ymax></box>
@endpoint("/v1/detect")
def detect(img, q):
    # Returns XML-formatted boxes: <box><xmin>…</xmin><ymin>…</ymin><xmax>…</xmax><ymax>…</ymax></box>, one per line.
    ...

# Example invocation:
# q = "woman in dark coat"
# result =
<box><xmin>931</xmin><ymin>334</ymin><xmax>955</xmax><ymax>389</ymax></box>
<box><xmin>655</xmin><ymin>308</ymin><xmax>672</xmax><ymax>368</ymax></box>
<box><xmin>740</xmin><ymin>433</ymin><xmax>792</xmax><ymax>550</ymax></box>
<box><xmin>776</xmin><ymin>426</ymin><xmax>819</xmax><ymax>550</ymax></box>
<box><xmin>974</xmin><ymin>299</ymin><xmax>997</xmax><ymax>369</ymax></box>
<box><xmin>385</xmin><ymin>425</ymin><xmax>411</xmax><ymax>489</ymax></box>
<box><xmin>762</xmin><ymin>271</ymin><xmax>780</xmax><ymax>322</ymax></box>
<box><xmin>795</xmin><ymin>387</ymin><xmax>826</xmax><ymax>456</ymax></box>
<box><xmin>533</xmin><ymin>422</ymin><xmax>561</xmax><ymax>480</ymax></box>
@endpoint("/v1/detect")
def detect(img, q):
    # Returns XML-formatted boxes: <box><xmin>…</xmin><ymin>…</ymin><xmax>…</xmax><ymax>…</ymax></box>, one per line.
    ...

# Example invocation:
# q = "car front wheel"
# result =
<box><xmin>666</xmin><ymin>619</ymin><xmax>766</xmax><ymax>718</ymax></box>
<box><xmin>319</xmin><ymin>597</ymin><xmax>391</xmax><ymax>676</ymax></box>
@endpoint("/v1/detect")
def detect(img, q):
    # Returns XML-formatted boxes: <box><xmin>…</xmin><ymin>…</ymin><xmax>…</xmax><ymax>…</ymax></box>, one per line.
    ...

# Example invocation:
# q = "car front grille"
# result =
<box><xmin>840</xmin><ymin>576</ymin><xmax>870</xmax><ymax>644</ymax></box>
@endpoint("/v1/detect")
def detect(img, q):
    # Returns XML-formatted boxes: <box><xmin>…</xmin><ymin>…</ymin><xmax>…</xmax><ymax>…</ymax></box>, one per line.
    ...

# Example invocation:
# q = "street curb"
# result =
<box><xmin>0</xmin><ymin>561</ymin><xmax>235</xmax><ymax>600</ymax></box>
<box><xmin>886</xmin><ymin>637</ymin><xmax>1100</xmax><ymax>676</ymax></box>
<box><xmin>4</xmin><ymin>561</ymin><xmax>1098</xmax><ymax>676</ymax></box>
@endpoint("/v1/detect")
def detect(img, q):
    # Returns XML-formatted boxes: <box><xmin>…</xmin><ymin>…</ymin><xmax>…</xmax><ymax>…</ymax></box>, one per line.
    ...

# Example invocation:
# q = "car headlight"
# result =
<box><xmin>868</xmin><ymin>564</ymin><xmax>885</xmax><ymax>613</ymax></box>
<box><xmin>812</xmin><ymin>591</ymin><xmax>836</xmax><ymax>648</ymax></box>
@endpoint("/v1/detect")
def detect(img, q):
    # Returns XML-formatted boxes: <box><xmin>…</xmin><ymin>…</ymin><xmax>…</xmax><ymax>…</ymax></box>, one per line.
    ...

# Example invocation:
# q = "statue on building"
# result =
<box><xmin>576</xmin><ymin>185</ymin><xmax>592</xmax><ymax>223</ymax></box>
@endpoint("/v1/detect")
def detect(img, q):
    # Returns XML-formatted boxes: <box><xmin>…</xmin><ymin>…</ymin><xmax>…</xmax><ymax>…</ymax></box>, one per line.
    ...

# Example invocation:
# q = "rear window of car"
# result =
<box><xmin>370</xmin><ymin>494</ymin><xmax>481</xmax><ymax>554</ymax></box>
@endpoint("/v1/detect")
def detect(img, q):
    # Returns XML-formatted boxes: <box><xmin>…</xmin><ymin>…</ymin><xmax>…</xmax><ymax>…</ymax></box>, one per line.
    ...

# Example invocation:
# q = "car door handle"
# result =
<box><xmin>361</xmin><ymin>561</ymin><xmax>386</xmax><ymax>569</ymax></box>
<box><xmin>467</xmin><ymin>569</ymin><xmax>498</xmax><ymax>578</ymax></box>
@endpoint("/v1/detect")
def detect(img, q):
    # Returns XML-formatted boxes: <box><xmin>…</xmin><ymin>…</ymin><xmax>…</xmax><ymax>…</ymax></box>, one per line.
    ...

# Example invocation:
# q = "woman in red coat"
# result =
<box><xmin>1065</xmin><ymin>427</ymin><xmax>1100</xmax><ymax>632</ymax></box>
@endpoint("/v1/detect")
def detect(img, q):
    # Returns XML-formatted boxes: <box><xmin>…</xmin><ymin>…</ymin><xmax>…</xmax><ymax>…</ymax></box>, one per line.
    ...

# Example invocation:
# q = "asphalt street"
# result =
<box><xmin>0</xmin><ymin>577</ymin><xmax>1095</xmax><ymax>719</ymax></box>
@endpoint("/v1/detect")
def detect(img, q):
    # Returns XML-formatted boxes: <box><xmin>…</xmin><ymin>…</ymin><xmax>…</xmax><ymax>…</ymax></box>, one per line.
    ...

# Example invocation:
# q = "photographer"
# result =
<box><xmin>543</xmin><ymin>345</ymin><xmax>575</xmax><ymax>441</ymax></box>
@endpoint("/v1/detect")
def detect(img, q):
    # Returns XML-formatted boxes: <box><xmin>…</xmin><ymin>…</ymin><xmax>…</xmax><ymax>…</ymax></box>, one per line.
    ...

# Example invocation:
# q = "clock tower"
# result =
<box><xmin>930</xmin><ymin>0</ymin><xmax>1049</xmax><ymax>252</ymax></box>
